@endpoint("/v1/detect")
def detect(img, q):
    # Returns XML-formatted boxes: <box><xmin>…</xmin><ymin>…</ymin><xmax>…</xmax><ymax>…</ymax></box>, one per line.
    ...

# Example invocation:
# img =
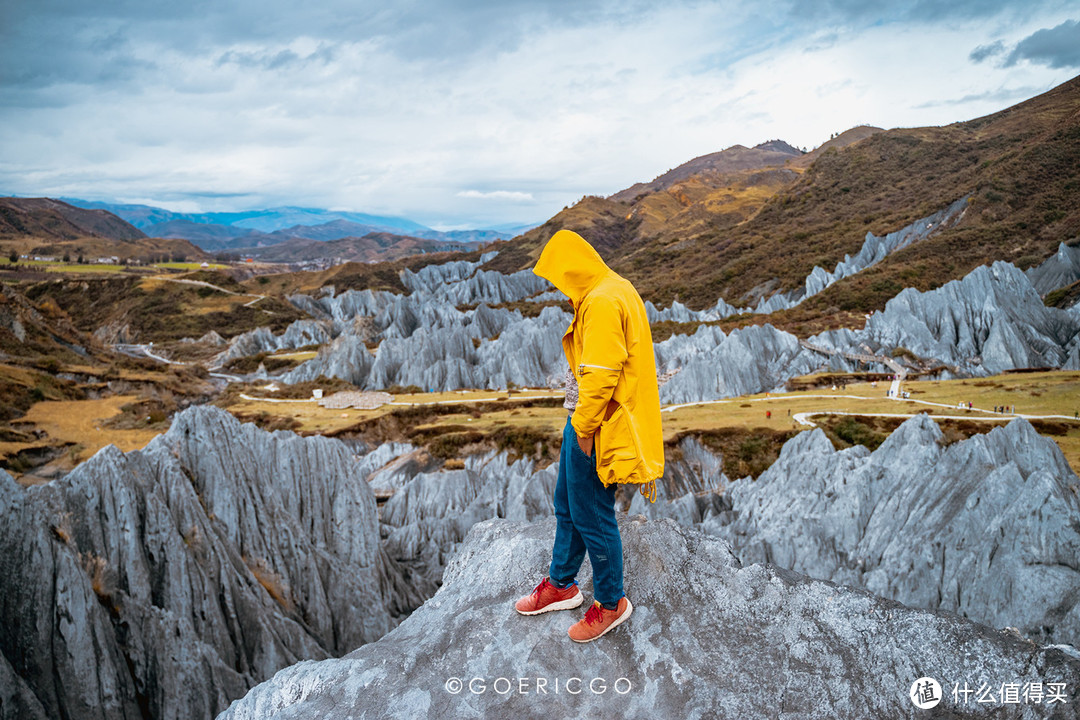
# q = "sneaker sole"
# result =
<box><xmin>516</xmin><ymin>592</ymin><xmax>584</xmax><ymax>616</ymax></box>
<box><xmin>570</xmin><ymin>599</ymin><xmax>634</xmax><ymax>643</ymax></box>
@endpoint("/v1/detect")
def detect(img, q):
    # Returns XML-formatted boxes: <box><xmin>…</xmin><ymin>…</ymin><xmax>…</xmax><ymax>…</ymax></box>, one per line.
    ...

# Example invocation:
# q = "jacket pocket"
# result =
<box><xmin>596</xmin><ymin>403</ymin><xmax>643</xmax><ymax>486</ymax></box>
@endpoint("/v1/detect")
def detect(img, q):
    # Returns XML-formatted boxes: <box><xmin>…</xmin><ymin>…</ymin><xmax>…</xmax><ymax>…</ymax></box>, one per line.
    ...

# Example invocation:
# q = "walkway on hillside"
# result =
<box><xmin>150</xmin><ymin>275</ymin><xmax>268</xmax><ymax>307</ymax></box>
<box><xmin>112</xmin><ymin>342</ymin><xmax>244</xmax><ymax>383</ymax></box>
<box><xmin>792</xmin><ymin>409</ymin><xmax>1078</xmax><ymax>427</ymax></box>
<box><xmin>798</xmin><ymin>339</ymin><xmax>908</xmax><ymax>397</ymax></box>
<box><xmin>663</xmin><ymin>391</ymin><xmax>1078</xmax><ymax>425</ymax></box>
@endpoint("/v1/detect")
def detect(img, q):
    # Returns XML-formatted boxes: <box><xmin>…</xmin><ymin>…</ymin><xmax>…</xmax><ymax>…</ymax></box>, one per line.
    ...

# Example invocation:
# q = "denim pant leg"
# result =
<box><xmin>549</xmin><ymin>416</ymin><xmax>588</xmax><ymax>585</ymax></box>
<box><xmin>565</xmin><ymin>418</ymin><xmax>624</xmax><ymax>606</ymax></box>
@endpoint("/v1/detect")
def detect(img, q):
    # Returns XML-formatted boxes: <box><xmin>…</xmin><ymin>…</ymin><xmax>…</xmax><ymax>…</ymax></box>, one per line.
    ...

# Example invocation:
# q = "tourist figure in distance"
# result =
<box><xmin>514</xmin><ymin>229</ymin><xmax>664</xmax><ymax>643</ymax></box>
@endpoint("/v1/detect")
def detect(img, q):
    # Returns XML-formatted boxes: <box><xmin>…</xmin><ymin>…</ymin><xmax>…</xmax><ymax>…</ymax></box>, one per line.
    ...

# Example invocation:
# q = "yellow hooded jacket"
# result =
<box><xmin>533</xmin><ymin>229</ymin><xmax>664</xmax><ymax>499</ymax></box>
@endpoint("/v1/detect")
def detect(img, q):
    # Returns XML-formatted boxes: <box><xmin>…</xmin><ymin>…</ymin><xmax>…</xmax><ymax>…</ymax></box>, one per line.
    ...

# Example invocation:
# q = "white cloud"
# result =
<box><xmin>0</xmin><ymin>1</ymin><xmax>1076</xmax><ymax>227</ymax></box>
<box><xmin>456</xmin><ymin>190</ymin><xmax>535</xmax><ymax>201</ymax></box>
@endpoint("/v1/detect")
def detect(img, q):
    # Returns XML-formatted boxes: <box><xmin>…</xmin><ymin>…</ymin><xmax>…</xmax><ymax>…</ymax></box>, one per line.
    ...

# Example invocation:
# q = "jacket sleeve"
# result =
<box><xmin>570</xmin><ymin>294</ymin><xmax>627</xmax><ymax>438</ymax></box>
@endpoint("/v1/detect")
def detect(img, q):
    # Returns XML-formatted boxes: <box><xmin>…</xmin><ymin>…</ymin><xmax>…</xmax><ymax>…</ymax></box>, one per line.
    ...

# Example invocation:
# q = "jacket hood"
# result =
<box><xmin>532</xmin><ymin>229</ymin><xmax>611</xmax><ymax>304</ymax></box>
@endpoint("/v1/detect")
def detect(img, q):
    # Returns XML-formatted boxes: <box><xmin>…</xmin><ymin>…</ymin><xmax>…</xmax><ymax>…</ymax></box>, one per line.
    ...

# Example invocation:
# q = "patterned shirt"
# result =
<box><xmin>563</xmin><ymin>366</ymin><xmax>578</xmax><ymax>411</ymax></box>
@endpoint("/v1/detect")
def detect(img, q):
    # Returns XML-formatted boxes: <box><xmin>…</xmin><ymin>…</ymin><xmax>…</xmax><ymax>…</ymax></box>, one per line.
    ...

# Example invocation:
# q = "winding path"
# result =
<box><xmin>662</xmin><ymin>390</ymin><xmax>1078</xmax><ymax>425</ymax></box>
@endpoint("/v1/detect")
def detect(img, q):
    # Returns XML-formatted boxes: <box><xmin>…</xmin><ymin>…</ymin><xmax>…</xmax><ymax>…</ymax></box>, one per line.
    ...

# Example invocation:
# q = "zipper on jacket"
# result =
<box><xmin>579</xmin><ymin>363</ymin><xmax>618</xmax><ymax>374</ymax></box>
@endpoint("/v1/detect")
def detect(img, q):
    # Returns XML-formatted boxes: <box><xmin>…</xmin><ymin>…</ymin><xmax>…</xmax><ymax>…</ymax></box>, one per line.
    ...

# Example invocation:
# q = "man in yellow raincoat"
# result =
<box><xmin>514</xmin><ymin>229</ymin><xmax>664</xmax><ymax>642</ymax></box>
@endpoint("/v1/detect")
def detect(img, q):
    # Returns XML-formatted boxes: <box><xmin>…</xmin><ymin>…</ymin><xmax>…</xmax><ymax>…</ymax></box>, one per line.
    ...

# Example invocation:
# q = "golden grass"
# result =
<box><xmin>43</xmin><ymin>264</ymin><xmax>129</xmax><ymax>274</ymax></box>
<box><xmin>661</xmin><ymin>371</ymin><xmax>1080</xmax><ymax>475</ymax></box>
<box><xmin>185</xmin><ymin>295</ymin><xmax>252</xmax><ymax>315</ymax></box>
<box><xmin>0</xmin><ymin>439</ymin><xmax>52</xmax><ymax>464</ymax></box>
<box><xmin>246</xmin><ymin>557</ymin><xmax>294</xmax><ymax>611</ymax></box>
<box><xmin>136</xmin><ymin>278</ymin><xmax>169</xmax><ymax>292</ymax></box>
<box><xmin>57</xmin><ymin>364</ymin><xmax>163</xmax><ymax>382</ymax></box>
<box><xmin>229</xmin><ymin>399</ymin><xmax>386</xmax><ymax>434</ymax></box>
<box><xmin>18</xmin><ymin>395</ymin><xmax>161</xmax><ymax>461</ymax></box>
<box><xmin>154</xmin><ymin>262</ymin><xmax>228</xmax><ymax>270</ymax></box>
<box><xmin>80</xmin><ymin>552</ymin><xmax>116</xmax><ymax>604</ymax></box>
<box><xmin>226</xmin><ymin>388</ymin><xmax>564</xmax><ymax>434</ymax></box>
<box><xmin>392</xmin><ymin>388</ymin><xmax>561</xmax><ymax>404</ymax></box>
<box><xmin>0</xmin><ymin>363</ymin><xmax>41</xmax><ymax>386</ymax></box>
<box><xmin>222</xmin><ymin>373</ymin><xmax>1080</xmax><ymax>474</ymax></box>
<box><xmin>134</xmin><ymin>275</ymin><xmax>265</xmax><ymax>316</ymax></box>
<box><xmin>412</xmin><ymin>405</ymin><xmax>567</xmax><ymax>437</ymax></box>
<box><xmin>269</xmin><ymin>350</ymin><xmax>318</xmax><ymax>361</ymax></box>
<box><xmin>2</xmin><ymin>259</ymin><xmax>127</xmax><ymax>274</ymax></box>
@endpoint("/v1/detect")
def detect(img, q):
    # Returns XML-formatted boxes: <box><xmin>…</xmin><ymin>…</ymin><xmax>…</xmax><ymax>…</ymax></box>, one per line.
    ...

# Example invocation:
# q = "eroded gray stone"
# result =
<box><xmin>0</xmin><ymin>406</ymin><xmax>425</xmax><ymax>720</ymax></box>
<box><xmin>219</xmin><ymin>516</ymin><xmax>1080</xmax><ymax>719</ymax></box>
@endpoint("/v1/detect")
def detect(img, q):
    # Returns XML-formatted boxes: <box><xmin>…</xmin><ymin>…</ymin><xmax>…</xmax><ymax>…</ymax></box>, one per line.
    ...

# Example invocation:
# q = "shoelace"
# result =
<box><xmin>531</xmin><ymin>578</ymin><xmax>553</xmax><ymax>599</ymax></box>
<box><xmin>583</xmin><ymin>601</ymin><xmax>605</xmax><ymax>626</ymax></box>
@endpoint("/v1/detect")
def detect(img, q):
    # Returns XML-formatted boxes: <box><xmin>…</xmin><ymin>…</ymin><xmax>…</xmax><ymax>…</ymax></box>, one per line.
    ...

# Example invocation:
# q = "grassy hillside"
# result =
<box><xmin>0</xmin><ymin>197</ymin><xmax>145</xmax><ymax>241</ymax></box>
<box><xmin>243</xmin><ymin>247</ymin><xmax>490</xmax><ymax>296</ymax></box>
<box><xmin>487</xmin><ymin>75</ymin><xmax>1080</xmax><ymax>316</ymax></box>
<box><xmin>484</xmin><ymin>144</ymin><xmax>817</xmax><ymax>276</ymax></box>
<box><xmin>25</xmin><ymin>272</ymin><xmax>307</xmax><ymax>343</ymax></box>
<box><xmin>0</xmin><ymin>284</ymin><xmax>99</xmax><ymax>367</ymax></box>
<box><xmin>234</xmin><ymin>231</ymin><xmax>481</xmax><ymax>264</ymax></box>
<box><xmin>0</xmin><ymin>197</ymin><xmax>210</xmax><ymax>264</ymax></box>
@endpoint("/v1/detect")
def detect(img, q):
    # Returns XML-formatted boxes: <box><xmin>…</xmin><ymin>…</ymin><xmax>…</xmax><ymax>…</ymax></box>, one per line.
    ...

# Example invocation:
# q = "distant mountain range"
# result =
<box><xmin>230</xmin><ymin>232</ymin><xmax>484</xmax><ymax>264</ymax></box>
<box><xmin>59</xmin><ymin>201</ymin><xmax>429</xmax><ymax>234</ymax></box>
<box><xmin>0</xmin><ymin>196</ymin><xmax>538</xmax><ymax>263</ymax></box>
<box><xmin>0</xmin><ymin>197</ymin><xmax>208</xmax><ymax>262</ymax></box>
<box><xmin>60</xmin><ymin>199</ymin><xmax>535</xmax><ymax>253</ymax></box>
<box><xmin>0</xmin><ymin>197</ymin><xmax>147</xmax><ymax>242</ymax></box>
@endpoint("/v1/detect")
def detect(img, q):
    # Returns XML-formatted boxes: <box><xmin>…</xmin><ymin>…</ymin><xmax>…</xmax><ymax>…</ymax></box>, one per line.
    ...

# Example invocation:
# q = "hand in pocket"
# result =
<box><xmin>576</xmin><ymin>432</ymin><xmax>594</xmax><ymax>457</ymax></box>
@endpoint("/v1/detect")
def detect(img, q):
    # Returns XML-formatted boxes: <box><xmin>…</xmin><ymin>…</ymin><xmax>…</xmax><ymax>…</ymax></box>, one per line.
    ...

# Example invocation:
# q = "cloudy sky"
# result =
<box><xmin>1</xmin><ymin>1</ymin><xmax>1078</xmax><ymax>229</ymax></box>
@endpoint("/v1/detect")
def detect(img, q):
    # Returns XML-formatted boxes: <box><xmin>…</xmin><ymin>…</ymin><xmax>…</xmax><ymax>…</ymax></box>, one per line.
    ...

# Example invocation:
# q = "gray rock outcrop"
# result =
<box><xmin>360</xmin><ymin>305</ymin><xmax>568</xmax><ymax>391</ymax></box>
<box><xmin>835</xmin><ymin>261</ymin><xmax>1080</xmax><ymax>374</ymax></box>
<box><xmin>645</xmin><ymin>297</ymin><xmax>749</xmax><ymax>323</ymax></box>
<box><xmin>213</xmin><ymin>320</ymin><xmax>332</xmax><ymax>366</ymax></box>
<box><xmin>754</xmin><ymin>195</ymin><xmax>971</xmax><ymax>313</ymax></box>
<box><xmin>640</xmin><ymin>196</ymin><xmax>973</xmax><ymax>322</ymax></box>
<box><xmin>0</xmin><ymin>406</ymin><xmax>424</xmax><ymax>720</ymax></box>
<box><xmin>281</xmin><ymin>333</ymin><xmax>376</xmax><ymax>385</ymax></box>
<box><xmin>219</xmin><ymin>516</ymin><xmax>1080</xmax><ymax>719</ymax></box>
<box><xmin>365</xmin><ymin>446</ymin><xmax>441</xmax><ymax>498</ymax></box>
<box><xmin>244</xmin><ymin>223</ymin><xmax>1078</xmax><ymax>399</ymax></box>
<box><xmin>274</xmin><ymin>254</ymin><xmax>568</xmax><ymax>390</ymax></box>
<box><xmin>627</xmin><ymin>436</ymin><xmax>731</xmax><ymax>526</ymax></box>
<box><xmin>381</xmin><ymin>451</ymin><xmax>556</xmax><ymax>584</ymax></box>
<box><xmin>1027</xmin><ymin>242</ymin><xmax>1080</xmax><ymax>298</ymax></box>
<box><xmin>691</xmin><ymin>415</ymin><xmax>1080</xmax><ymax>648</ymax></box>
<box><xmin>399</xmin><ymin>252</ymin><xmax>499</xmax><ymax>294</ymax></box>
<box><xmin>656</xmin><ymin>323</ymin><xmax>848</xmax><ymax>403</ymax></box>
<box><xmin>400</xmin><ymin>251</ymin><xmax>548</xmax><ymax>305</ymax></box>
<box><xmin>653</xmin><ymin>258</ymin><xmax>1080</xmax><ymax>403</ymax></box>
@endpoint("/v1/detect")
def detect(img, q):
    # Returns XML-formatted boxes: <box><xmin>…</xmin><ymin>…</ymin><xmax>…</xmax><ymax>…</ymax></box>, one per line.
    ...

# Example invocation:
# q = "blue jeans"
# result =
<box><xmin>549</xmin><ymin>414</ymin><xmax>624</xmax><ymax>605</ymax></box>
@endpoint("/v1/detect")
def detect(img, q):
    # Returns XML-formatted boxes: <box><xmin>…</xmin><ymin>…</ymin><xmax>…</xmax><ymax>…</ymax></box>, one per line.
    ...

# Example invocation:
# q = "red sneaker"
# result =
<box><xmin>515</xmin><ymin>578</ymin><xmax>583</xmax><ymax>615</ymax></box>
<box><xmin>567</xmin><ymin>597</ymin><xmax>633</xmax><ymax>642</ymax></box>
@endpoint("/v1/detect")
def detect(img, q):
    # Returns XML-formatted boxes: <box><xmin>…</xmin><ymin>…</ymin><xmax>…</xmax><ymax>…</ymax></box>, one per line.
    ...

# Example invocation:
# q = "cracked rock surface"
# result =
<box><xmin>219</xmin><ymin>516</ymin><xmax>1080</xmax><ymax>719</ymax></box>
<box><xmin>0</xmin><ymin>406</ymin><xmax>425</xmax><ymax>720</ymax></box>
